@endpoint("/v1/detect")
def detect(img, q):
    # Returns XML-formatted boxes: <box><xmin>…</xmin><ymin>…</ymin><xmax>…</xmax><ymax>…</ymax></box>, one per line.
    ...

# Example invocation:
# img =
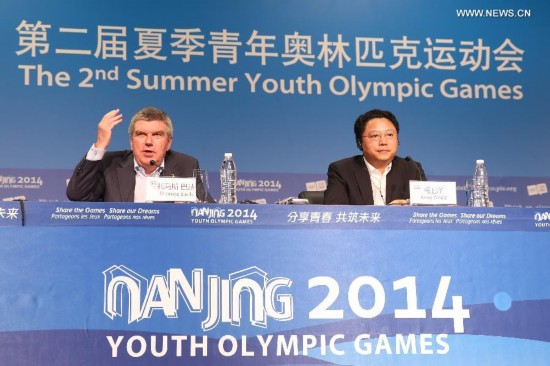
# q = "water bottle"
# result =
<box><xmin>219</xmin><ymin>153</ymin><xmax>237</xmax><ymax>204</ymax></box>
<box><xmin>472</xmin><ymin>159</ymin><xmax>489</xmax><ymax>207</ymax></box>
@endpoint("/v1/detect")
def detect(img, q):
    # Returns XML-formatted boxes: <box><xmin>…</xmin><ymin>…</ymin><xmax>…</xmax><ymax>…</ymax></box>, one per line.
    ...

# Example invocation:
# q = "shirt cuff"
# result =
<box><xmin>86</xmin><ymin>144</ymin><xmax>106</xmax><ymax>161</ymax></box>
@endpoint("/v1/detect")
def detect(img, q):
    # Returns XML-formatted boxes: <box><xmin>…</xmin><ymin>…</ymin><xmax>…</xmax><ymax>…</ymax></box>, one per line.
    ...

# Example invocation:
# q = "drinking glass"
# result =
<box><xmin>193</xmin><ymin>169</ymin><xmax>210</xmax><ymax>203</ymax></box>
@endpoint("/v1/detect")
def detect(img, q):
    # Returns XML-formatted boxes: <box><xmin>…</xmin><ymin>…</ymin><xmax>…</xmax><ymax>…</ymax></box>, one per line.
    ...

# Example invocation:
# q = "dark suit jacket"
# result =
<box><xmin>324</xmin><ymin>155</ymin><xmax>427</xmax><ymax>205</ymax></box>
<box><xmin>66</xmin><ymin>150</ymin><xmax>203</xmax><ymax>202</ymax></box>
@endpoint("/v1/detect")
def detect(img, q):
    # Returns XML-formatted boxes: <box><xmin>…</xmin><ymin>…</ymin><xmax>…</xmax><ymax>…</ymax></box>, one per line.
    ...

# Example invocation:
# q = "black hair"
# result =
<box><xmin>354</xmin><ymin>109</ymin><xmax>400</xmax><ymax>150</ymax></box>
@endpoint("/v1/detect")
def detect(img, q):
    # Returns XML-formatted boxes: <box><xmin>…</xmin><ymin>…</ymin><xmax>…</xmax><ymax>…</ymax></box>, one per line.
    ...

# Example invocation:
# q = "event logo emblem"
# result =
<box><xmin>191</xmin><ymin>206</ymin><xmax>225</xmax><ymax>218</ymax></box>
<box><xmin>534</xmin><ymin>212</ymin><xmax>550</xmax><ymax>221</ymax></box>
<box><xmin>0</xmin><ymin>175</ymin><xmax>16</xmax><ymax>185</ymax></box>
<box><xmin>103</xmin><ymin>265</ymin><xmax>293</xmax><ymax>331</ymax></box>
<box><xmin>190</xmin><ymin>206</ymin><xmax>258</xmax><ymax>224</ymax></box>
<box><xmin>533</xmin><ymin>212</ymin><xmax>550</xmax><ymax>228</ymax></box>
<box><xmin>237</xmin><ymin>178</ymin><xmax>282</xmax><ymax>193</ymax></box>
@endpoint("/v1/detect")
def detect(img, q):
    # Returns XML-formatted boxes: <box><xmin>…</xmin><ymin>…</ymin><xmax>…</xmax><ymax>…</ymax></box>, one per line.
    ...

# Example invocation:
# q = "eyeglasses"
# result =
<box><xmin>362</xmin><ymin>130</ymin><xmax>397</xmax><ymax>142</ymax></box>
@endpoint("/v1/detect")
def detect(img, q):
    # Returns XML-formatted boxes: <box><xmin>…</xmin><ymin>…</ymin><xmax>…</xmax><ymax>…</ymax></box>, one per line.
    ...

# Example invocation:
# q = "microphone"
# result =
<box><xmin>405</xmin><ymin>156</ymin><xmax>425</xmax><ymax>181</ymax></box>
<box><xmin>149</xmin><ymin>160</ymin><xmax>165</xmax><ymax>176</ymax></box>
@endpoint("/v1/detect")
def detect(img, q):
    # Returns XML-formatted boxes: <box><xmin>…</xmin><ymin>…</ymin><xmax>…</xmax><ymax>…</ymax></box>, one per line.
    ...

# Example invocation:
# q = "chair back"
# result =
<box><xmin>298</xmin><ymin>190</ymin><xmax>325</xmax><ymax>204</ymax></box>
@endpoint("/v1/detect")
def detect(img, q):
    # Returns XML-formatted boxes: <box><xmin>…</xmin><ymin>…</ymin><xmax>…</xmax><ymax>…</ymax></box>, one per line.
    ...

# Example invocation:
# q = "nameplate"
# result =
<box><xmin>409</xmin><ymin>180</ymin><xmax>457</xmax><ymax>206</ymax></box>
<box><xmin>145</xmin><ymin>177</ymin><xmax>196</xmax><ymax>202</ymax></box>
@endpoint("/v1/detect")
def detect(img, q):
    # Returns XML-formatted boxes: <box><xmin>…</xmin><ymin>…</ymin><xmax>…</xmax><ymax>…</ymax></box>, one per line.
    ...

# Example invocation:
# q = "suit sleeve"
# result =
<box><xmin>66</xmin><ymin>157</ymin><xmax>106</xmax><ymax>201</ymax></box>
<box><xmin>324</xmin><ymin>162</ymin><xmax>350</xmax><ymax>205</ymax></box>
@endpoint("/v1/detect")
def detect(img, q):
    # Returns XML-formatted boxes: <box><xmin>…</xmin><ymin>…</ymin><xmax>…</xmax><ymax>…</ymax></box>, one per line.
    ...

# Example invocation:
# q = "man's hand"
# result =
<box><xmin>95</xmin><ymin>109</ymin><xmax>123</xmax><ymax>149</ymax></box>
<box><xmin>388</xmin><ymin>199</ymin><xmax>410</xmax><ymax>206</ymax></box>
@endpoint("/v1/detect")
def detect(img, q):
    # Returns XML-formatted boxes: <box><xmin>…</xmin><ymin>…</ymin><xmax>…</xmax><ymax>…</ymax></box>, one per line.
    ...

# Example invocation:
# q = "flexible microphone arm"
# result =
<box><xmin>149</xmin><ymin>160</ymin><xmax>165</xmax><ymax>176</ymax></box>
<box><xmin>405</xmin><ymin>156</ymin><xmax>426</xmax><ymax>181</ymax></box>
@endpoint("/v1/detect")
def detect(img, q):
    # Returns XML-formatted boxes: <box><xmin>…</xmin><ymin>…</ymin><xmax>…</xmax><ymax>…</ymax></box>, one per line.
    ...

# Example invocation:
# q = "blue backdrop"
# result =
<box><xmin>1</xmin><ymin>0</ymin><xmax>548</xmax><ymax>204</ymax></box>
<box><xmin>1</xmin><ymin>202</ymin><xmax>549</xmax><ymax>365</ymax></box>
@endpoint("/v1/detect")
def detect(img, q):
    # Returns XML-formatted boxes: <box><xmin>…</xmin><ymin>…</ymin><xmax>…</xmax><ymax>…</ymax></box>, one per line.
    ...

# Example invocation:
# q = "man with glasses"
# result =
<box><xmin>67</xmin><ymin>107</ymin><xmax>209</xmax><ymax>202</ymax></box>
<box><xmin>324</xmin><ymin>109</ymin><xmax>427</xmax><ymax>205</ymax></box>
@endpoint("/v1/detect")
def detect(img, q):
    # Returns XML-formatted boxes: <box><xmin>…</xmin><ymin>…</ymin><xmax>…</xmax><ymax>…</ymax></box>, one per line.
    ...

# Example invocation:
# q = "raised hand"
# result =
<box><xmin>95</xmin><ymin>109</ymin><xmax>123</xmax><ymax>149</ymax></box>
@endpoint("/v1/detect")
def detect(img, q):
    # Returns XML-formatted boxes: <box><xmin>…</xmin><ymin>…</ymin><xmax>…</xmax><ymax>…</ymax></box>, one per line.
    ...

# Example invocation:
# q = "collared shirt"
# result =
<box><xmin>133</xmin><ymin>160</ymin><xmax>164</xmax><ymax>202</ymax></box>
<box><xmin>364</xmin><ymin>157</ymin><xmax>392</xmax><ymax>206</ymax></box>
<box><xmin>86</xmin><ymin>144</ymin><xmax>106</xmax><ymax>161</ymax></box>
<box><xmin>86</xmin><ymin>144</ymin><xmax>164</xmax><ymax>202</ymax></box>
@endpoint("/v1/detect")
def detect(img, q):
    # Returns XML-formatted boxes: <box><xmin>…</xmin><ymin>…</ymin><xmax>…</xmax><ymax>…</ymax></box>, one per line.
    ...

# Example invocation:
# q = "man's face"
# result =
<box><xmin>130</xmin><ymin>119</ymin><xmax>172</xmax><ymax>173</ymax></box>
<box><xmin>360</xmin><ymin>117</ymin><xmax>398</xmax><ymax>169</ymax></box>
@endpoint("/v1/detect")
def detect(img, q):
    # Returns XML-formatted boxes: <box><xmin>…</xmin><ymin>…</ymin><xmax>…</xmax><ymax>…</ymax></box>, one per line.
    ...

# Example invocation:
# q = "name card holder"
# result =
<box><xmin>145</xmin><ymin>177</ymin><xmax>197</xmax><ymax>202</ymax></box>
<box><xmin>409</xmin><ymin>180</ymin><xmax>457</xmax><ymax>206</ymax></box>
